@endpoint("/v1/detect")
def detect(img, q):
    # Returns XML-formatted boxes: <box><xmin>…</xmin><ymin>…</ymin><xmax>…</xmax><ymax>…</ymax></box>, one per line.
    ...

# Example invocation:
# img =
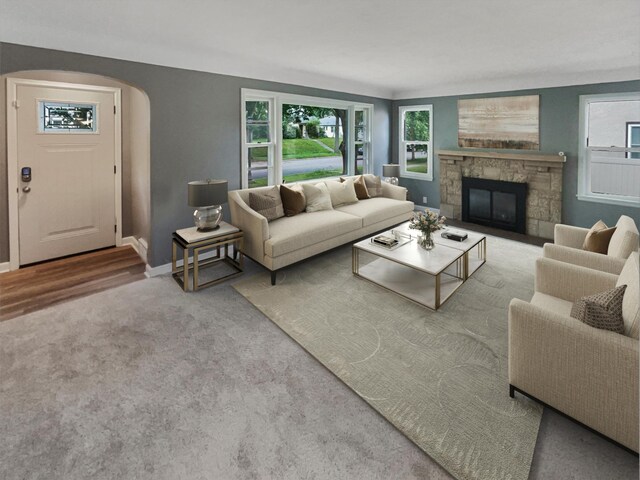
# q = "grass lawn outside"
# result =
<box><xmin>249</xmin><ymin>168</ymin><xmax>343</xmax><ymax>188</ymax></box>
<box><xmin>318</xmin><ymin>137</ymin><xmax>342</xmax><ymax>152</ymax></box>
<box><xmin>407</xmin><ymin>160</ymin><xmax>428</xmax><ymax>174</ymax></box>
<box><xmin>249</xmin><ymin>139</ymin><xmax>338</xmax><ymax>162</ymax></box>
<box><xmin>283</xmin><ymin>139</ymin><xmax>337</xmax><ymax>160</ymax></box>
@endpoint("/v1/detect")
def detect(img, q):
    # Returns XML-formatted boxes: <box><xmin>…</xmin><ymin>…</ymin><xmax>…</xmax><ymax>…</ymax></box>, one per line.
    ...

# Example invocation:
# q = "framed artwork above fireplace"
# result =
<box><xmin>458</xmin><ymin>95</ymin><xmax>540</xmax><ymax>150</ymax></box>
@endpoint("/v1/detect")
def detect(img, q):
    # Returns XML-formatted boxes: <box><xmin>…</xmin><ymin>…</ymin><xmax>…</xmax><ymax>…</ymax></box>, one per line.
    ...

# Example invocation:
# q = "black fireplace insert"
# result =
<box><xmin>462</xmin><ymin>177</ymin><xmax>527</xmax><ymax>234</ymax></box>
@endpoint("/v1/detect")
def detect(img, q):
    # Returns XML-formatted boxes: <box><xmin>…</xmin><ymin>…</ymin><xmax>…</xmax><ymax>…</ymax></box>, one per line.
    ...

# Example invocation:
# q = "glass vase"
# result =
<box><xmin>418</xmin><ymin>231</ymin><xmax>435</xmax><ymax>250</ymax></box>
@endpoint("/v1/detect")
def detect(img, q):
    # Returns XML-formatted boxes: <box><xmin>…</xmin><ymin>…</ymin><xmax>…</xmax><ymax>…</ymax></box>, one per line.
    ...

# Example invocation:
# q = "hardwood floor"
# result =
<box><xmin>0</xmin><ymin>246</ymin><xmax>146</xmax><ymax>322</ymax></box>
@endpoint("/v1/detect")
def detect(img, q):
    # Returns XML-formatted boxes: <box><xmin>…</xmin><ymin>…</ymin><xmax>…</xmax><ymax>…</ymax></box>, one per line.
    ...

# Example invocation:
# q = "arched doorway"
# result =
<box><xmin>1</xmin><ymin>70</ymin><xmax>151</xmax><ymax>270</ymax></box>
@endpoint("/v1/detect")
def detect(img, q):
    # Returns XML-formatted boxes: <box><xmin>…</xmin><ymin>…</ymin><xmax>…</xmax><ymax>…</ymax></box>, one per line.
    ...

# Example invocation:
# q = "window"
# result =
<box><xmin>627</xmin><ymin>123</ymin><xmax>640</xmax><ymax>159</ymax></box>
<box><xmin>398</xmin><ymin>105</ymin><xmax>433</xmax><ymax>181</ymax></box>
<box><xmin>354</xmin><ymin>109</ymin><xmax>371</xmax><ymax>175</ymax></box>
<box><xmin>39</xmin><ymin>101</ymin><xmax>97</xmax><ymax>133</ymax></box>
<box><xmin>244</xmin><ymin>99</ymin><xmax>274</xmax><ymax>188</ymax></box>
<box><xmin>241</xmin><ymin>89</ymin><xmax>373</xmax><ymax>189</ymax></box>
<box><xmin>578</xmin><ymin>93</ymin><xmax>640</xmax><ymax>206</ymax></box>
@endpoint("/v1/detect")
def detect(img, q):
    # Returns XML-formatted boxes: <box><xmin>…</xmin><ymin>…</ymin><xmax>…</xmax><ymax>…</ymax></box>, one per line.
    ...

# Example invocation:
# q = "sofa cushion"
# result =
<box><xmin>616</xmin><ymin>252</ymin><xmax>640</xmax><ymax>339</ymax></box>
<box><xmin>336</xmin><ymin>197</ymin><xmax>414</xmax><ymax>227</ymax></box>
<box><xmin>326</xmin><ymin>179</ymin><xmax>358</xmax><ymax>207</ymax></box>
<box><xmin>530</xmin><ymin>292</ymin><xmax>574</xmax><ymax>317</ymax></box>
<box><xmin>570</xmin><ymin>285</ymin><xmax>627</xmax><ymax>334</ymax></box>
<box><xmin>582</xmin><ymin>220</ymin><xmax>616</xmax><ymax>254</ymax></box>
<box><xmin>249</xmin><ymin>186</ymin><xmax>284</xmax><ymax>221</ymax></box>
<box><xmin>265</xmin><ymin>210</ymin><xmax>362</xmax><ymax>258</ymax></box>
<box><xmin>302</xmin><ymin>182</ymin><xmax>333</xmax><ymax>212</ymax></box>
<box><xmin>280</xmin><ymin>184</ymin><xmax>306</xmax><ymax>217</ymax></box>
<box><xmin>608</xmin><ymin>215</ymin><xmax>640</xmax><ymax>259</ymax></box>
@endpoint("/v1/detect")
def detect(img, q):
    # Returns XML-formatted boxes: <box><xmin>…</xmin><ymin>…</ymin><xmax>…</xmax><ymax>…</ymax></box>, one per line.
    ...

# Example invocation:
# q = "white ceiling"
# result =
<box><xmin>1</xmin><ymin>0</ymin><xmax>639</xmax><ymax>99</ymax></box>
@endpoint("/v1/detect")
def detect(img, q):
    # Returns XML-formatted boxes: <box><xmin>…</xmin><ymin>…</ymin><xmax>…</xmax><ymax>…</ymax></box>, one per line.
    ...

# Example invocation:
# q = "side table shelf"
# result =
<box><xmin>171</xmin><ymin>222</ymin><xmax>244</xmax><ymax>291</ymax></box>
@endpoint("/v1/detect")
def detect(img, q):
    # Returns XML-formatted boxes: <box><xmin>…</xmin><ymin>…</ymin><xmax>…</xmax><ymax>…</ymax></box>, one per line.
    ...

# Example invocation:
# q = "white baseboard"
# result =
<box><xmin>0</xmin><ymin>262</ymin><xmax>10</xmax><ymax>274</ymax></box>
<box><xmin>122</xmin><ymin>236</ymin><xmax>148</xmax><ymax>264</ymax></box>
<box><xmin>145</xmin><ymin>249</ymin><xmax>220</xmax><ymax>278</ymax></box>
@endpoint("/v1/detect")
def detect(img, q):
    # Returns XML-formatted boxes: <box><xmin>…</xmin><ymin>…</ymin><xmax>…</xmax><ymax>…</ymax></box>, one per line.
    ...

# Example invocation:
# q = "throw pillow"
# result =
<box><xmin>302</xmin><ymin>182</ymin><xmax>333</xmax><ymax>212</ymax></box>
<box><xmin>341</xmin><ymin>175</ymin><xmax>370</xmax><ymax>200</ymax></box>
<box><xmin>570</xmin><ymin>284</ymin><xmax>627</xmax><ymax>334</ymax></box>
<box><xmin>363</xmin><ymin>174</ymin><xmax>382</xmax><ymax>197</ymax></box>
<box><xmin>582</xmin><ymin>220</ymin><xmax>617</xmax><ymax>254</ymax></box>
<box><xmin>279</xmin><ymin>184</ymin><xmax>306</xmax><ymax>217</ymax></box>
<box><xmin>326</xmin><ymin>179</ymin><xmax>359</xmax><ymax>207</ymax></box>
<box><xmin>249</xmin><ymin>186</ymin><xmax>284</xmax><ymax>221</ymax></box>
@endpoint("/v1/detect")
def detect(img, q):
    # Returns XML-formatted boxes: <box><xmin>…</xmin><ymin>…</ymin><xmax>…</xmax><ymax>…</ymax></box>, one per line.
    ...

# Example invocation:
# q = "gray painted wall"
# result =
<box><xmin>2</xmin><ymin>41</ymin><xmax>637</xmax><ymax>267</ymax></box>
<box><xmin>0</xmin><ymin>42</ymin><xmax>392</xmax><ymax>266</ymax></box>
<box><xmin>393</xmin><ymin>81</ymin><xmax>640</xmax><ymax>228</ymax></box>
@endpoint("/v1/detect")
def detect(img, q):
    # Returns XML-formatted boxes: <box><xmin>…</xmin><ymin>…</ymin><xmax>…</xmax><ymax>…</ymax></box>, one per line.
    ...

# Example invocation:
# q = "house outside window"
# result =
<box><xmin>578</xmin><ymin>92</ymin><xmax>640</xmax><ymax>206</ymax></box>
<box><xmin>398</xmin><ymin>105</ymin><xmax>433</xmax><ymax>181</ymax></box>
<box><xmin>241</xmin><ymin>89</ymin><xmax>373</xmax><ymax>188</ymax></box>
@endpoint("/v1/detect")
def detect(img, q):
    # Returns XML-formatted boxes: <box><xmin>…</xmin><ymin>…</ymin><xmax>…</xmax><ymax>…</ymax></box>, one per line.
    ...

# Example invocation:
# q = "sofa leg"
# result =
<box><xmin>270</xmin><ymin>271</ymin><xmax>276</xmax><ymax>286</ymax></box>
<box><xmin>509</xmin><ymin>384</ymin><xmax>515</xmax><ymax>398</ymax></box>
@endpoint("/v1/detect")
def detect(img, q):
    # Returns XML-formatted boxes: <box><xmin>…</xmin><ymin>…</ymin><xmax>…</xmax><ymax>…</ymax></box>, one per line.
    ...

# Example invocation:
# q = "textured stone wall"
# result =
<box><xmin>438</xmin><ymin>155</ymin><xmax>563</xmax><ymax>239</ymax></box>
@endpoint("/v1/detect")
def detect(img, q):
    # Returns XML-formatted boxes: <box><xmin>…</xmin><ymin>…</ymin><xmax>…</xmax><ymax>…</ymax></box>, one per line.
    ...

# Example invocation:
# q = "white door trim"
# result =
<box><xmin>6</xmin><ymin>77</ymin><xmax>122</xmax><ymax>271</ymax></box>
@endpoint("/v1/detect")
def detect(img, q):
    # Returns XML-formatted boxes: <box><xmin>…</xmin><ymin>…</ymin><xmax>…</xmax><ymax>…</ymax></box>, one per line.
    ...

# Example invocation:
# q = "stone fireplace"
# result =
<box><xmin>437</xmin><ymin>150</ymin><xmax>566</xmax><ymax>239</ymax></box>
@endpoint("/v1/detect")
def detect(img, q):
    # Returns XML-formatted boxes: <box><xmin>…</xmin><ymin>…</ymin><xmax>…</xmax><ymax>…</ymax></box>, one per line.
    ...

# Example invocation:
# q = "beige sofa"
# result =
<box><xmin>508</xmin><ymin>252</ymin><xmax>639</xmax><ymax>452</ymax></box>
<box><xmin>228</xmin><ymin>180</ymin><xmax>414</xmax><ymax>284</ymax></box>
<box><xmin>543</xmin><ymin>215</ymin><xmax>639</xmax><ymax>274</ymax></box>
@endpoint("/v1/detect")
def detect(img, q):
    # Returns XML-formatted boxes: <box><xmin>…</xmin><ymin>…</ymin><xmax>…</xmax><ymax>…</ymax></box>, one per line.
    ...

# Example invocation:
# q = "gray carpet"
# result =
<box><xmin>0</xmin><ymin>249</ymin><xmax>637</xmax><ymax>479</ymax></box>
<box><xmin>234</xmin><ymin>238</ymin><xmax>544</xmax><ymax>480</ymax></box>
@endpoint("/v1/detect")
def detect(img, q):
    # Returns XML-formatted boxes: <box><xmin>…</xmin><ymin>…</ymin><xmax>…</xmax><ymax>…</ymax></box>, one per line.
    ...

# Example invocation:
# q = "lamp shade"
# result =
<box><xmin>382</xmin><ymin>164</ymin><xmax>400</xmax><ymax>177</ymax></box>
<box><xmin>188</xmin><ymin>180</ymin><xmax>228</xmax><ymax>207</ymax></box>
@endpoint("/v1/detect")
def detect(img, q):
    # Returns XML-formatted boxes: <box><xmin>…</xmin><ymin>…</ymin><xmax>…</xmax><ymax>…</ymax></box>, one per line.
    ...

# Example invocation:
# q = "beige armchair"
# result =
<box><xmin>543</xmin><ymin>215</ymin><xmax>639</xmax><ymax>274</ymax></box>
<box><xmin>508</xmin><ymin>252</ymin><xmax>639</xmax><ymax>452</ymax></box>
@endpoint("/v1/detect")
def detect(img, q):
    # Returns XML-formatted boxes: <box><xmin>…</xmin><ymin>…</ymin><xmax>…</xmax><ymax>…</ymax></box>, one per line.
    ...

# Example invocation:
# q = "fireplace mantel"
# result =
<box><xmin>437</xmin><ymin>149</ymin><xmax>566</xmax><ymax>165</ymax></box>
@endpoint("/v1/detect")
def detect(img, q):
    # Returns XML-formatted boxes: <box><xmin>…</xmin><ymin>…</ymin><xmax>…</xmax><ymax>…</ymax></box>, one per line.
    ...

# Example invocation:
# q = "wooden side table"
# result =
<box><xmin>171</xmin><ymin>222</ymin><xmax>244</xmax><ymax>291</ymax></box>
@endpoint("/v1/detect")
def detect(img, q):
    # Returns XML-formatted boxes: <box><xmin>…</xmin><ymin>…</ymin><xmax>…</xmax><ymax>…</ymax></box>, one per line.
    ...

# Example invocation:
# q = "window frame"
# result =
<box><xmin>354</xmin><ymin>108</ymin><xmax>371</xmax><ymax>175</ymax></box>
<box><xmin>626</xmin><ymin>122</ymin><xmax>640</xmax><ymax>159</ymax></box>
<box><xmin>241</xmin><ymin>93</ymin><xmax>276</xmax><ymax>188</ymax></box>
<box><xmin>241</xmin><ymin>89</ymin><xmax>374</xmax><ymax>189</ymax></box>
<box><xmin>398</xmin><ymin>104</ymin><xmax>433</xmax><ymax>181</ymax></box>
<box><xmin>577</xmin><ymin>92</ymin><xmax>640</xmax><ymax>207</ymax></box>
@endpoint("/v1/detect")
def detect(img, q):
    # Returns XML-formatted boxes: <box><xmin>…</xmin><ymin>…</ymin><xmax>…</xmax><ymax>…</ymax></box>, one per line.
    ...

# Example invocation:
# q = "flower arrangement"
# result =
<box><xmin>409</xmin><ymin>210</ymin><xmax>446</xmax><ymax>235</ymax></box>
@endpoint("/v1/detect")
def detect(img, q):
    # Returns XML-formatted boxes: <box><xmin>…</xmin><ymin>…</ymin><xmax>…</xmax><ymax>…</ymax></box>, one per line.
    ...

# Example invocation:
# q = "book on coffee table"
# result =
<box><xmin>441</xmin><ymin>229</ymin><xmax>468</xmax><ymax>242</ymax></box>
<box><xmin>370</xmin><ymin>233</ymin><xmax>412</xmax><ymax>250</ymax></box>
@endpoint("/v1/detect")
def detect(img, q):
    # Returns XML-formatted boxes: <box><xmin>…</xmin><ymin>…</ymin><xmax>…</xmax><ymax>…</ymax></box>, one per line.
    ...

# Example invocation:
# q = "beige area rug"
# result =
<box><xmin>233</xmin><ymin>235</ymin><xmax>543</xmax><ymax>480</ymax></box>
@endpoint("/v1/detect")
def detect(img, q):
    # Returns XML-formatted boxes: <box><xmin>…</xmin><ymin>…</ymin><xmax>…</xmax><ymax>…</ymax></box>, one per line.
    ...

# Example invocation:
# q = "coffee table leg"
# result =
<box><xmin>464</xmin><ymin>253</ymin><xmax>469</xmax><ymax>280</ymax></box>
<box><xmin>352</xmin><ymin>247</ymin><xmax>359</xmax><ymax>274</ymax></box>
<box><xmin>435</xmin><ymin>273</ymin><xmax>441</xmax><ymax>309</ymax></box>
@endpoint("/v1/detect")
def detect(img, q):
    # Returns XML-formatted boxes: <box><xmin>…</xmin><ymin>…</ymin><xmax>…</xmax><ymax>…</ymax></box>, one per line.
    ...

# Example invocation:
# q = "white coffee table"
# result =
<box><xmin>394</xmin><ymin>222</ymin><xmax>487</xmax><ymax>280</ymax></box>
<box><xmin>352</xmin><ymin>224</ymin><xmax>486</xmax><ymax>310</ymax></box>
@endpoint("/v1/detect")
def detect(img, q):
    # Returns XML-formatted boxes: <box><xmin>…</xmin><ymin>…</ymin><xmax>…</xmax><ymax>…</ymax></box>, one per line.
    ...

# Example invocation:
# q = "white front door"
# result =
<box><xmin>11</xmin><ymin>80</ymin><xmax>120</xmax><ymax>265</ymax></box>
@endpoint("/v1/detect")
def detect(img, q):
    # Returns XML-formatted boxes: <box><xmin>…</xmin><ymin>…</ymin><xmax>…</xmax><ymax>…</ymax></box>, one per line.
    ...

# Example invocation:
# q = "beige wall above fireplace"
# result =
<box><xmin>437</xmin><ymin>150</ymin><xmax>566</xmax><ymax>239</ymax></box>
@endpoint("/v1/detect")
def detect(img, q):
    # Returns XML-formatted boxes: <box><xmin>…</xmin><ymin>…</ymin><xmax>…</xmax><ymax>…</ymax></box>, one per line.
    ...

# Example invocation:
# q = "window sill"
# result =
<box><xmin>576</xmin><ymin>194</ymin><xmax>640</xmax><ymax>208</ymax></box>
<box><xmin>400</xmin><ymin>172</ymin><xmax>433</xmax><ymax>182</ymax></box>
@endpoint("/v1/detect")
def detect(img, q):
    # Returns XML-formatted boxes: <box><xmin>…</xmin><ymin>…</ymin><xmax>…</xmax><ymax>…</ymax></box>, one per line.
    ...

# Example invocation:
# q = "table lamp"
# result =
<box><xmin>382</xmin><ymin>164</ymin><xmax>400</xmax><ymax>185</ymax></box>
<box><xmin>188</xmin><ymin>179</ymin><xmax>228</xmax><ymax>231</ymax></box>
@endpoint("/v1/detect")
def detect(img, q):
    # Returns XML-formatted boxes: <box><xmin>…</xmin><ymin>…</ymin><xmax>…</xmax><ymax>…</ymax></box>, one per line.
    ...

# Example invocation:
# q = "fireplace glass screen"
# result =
<box><xmin>469</xmin><ymin>188</ymin><xmax>491</xmax><ymax>219</ymax></box>
<box><xmin>493</xmin><ymin>191</ymin><xmax>517</xmax><ymax>224</ymax></box>
<box><xmin>462</xmin><ymin>177</ymin><xmax>527</xmax><ymax>234</ymax></box>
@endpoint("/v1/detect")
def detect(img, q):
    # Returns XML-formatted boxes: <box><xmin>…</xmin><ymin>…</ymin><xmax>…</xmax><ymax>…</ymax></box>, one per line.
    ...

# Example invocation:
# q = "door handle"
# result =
<box><xmin>22</xmin><ymin>186</ymin><xmax>31</xmax><ymax>193</ymax></box>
